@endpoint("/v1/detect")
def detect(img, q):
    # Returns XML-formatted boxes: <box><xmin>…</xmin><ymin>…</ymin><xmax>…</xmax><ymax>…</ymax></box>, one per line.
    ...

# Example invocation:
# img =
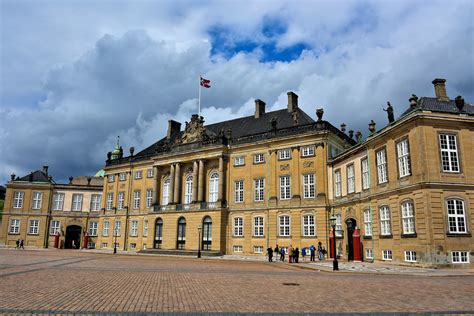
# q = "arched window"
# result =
<box><xmin>162</xmin><ymin>178</ymin><xmax>170</xmax><ymax>205</ymax></box>
<box><xmin>177</xmin><ymin>217</ymin><xmax>186</xmax><ymax>249</ymax></box>
<box><xmin>209</xmin><ymin>173</ymin><xmax>219</xmax><ymax>203</ymax></box>
<box><xmin>446</xmin><ymin>198</ymin><xmax>466</xmax><ymax>233</ymax></box>
<box><xmin>400</xmin><ymin>200</ymin><xmax>415</xmax><ymax>235</ymax></box>
<box><xmin>185</xmin><ymin>175</ymin><xmax>193</xmax><ymax>205</ymax></box>
<box><xmin>202</xmin><ymin>216</ymin><xmax>212</xmax><ymax>250</ymax></box>
<box><xmin>154</xmin><ymin>218</ymin><xmax>163</xmax><ymax>249</ymax></box>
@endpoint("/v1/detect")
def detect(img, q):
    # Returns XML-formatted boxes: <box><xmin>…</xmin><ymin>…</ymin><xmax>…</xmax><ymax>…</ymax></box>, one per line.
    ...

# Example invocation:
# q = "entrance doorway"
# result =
<box><xmin>65</xmin><ymin>225</ymin><xmax>82</xmax><ymax>249</ymax></box>
<box><xmin>346</xmin><ymin>218</ymin><xmax>356</xmax><ymax>260</ymax></box>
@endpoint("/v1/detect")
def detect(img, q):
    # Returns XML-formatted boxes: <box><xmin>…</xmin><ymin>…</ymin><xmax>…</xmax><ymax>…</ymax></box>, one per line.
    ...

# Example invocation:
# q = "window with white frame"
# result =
<box><xmin>119</xmin><ymin>173</ymin><xmax>126</xmax><ymax>181</ymax></box>
<box><xmin>301</xmin><ymin>145</ymin><xmax>315</xmax><ymax>157</ymax></box>
<box><xmin>253</xmin><ymin>216</ymin><xmax>264</xmax><ymax>237</ymax></box>
<box><xmin>234</xmin><ymin>156</ymin><xmax>245</xmax><ymax>166</ymax></box>
<box><xmin>253</xmin><ymin>246</ymin><xmax>264</xmax><ymax>254</ymax></box>
<box><xmin>117</xmin><ymin>192</ymin><xmax>125</xmax><ymax>210</ymax></box>
<box><xmin>133</xmin><ymin>191</ymin><xmax>141</xmax><ymax>209</ymax></box>
<box><xmin>9</xmin><ymin>219</ymin><xmax>20</xmax><ymax>234</ymax></box>
<box><xmin>347</xmin><ymin>165</ymin><xmax>355</xmax><ymax>194</ymax></box>
<box><xmin>72</xmin><ymin>194</ymin><xmax>83</xmax><ymax>212</ymax></box>
<box><xmin>233</xmin><ymin>217</ymin><xmax>243</xmax><ymax>236</ymax></box>
<box><xmin>130</xmin><ymin>220</ymin><xmax>138</xmax><ymax>237</ymax></box>
<box><xmin>365</xmin><ymin>248</ymin><xmax>373</xmax><ymax>260</ymax></box>
<box><xmin>376</xmin><ymin>149</ymin><xmax>388</xmax><ymax>184</ymax></box>
<box><xmin>452</xmin><ymin>251</ymin><xmax>469</xmax><ymax>263</ymax></box>
<box><xmin>361</xmin><ymin>158</ymin><xmax>369</xmax><ymax>190</ymax></box>
<box><xmin>254</xmin><ymin>153</ymin><xmax>265</xmax><ymax>164</ymax></box>
<box><xmin>439</xmin><ymin>134</ymin><xmax>460</xmax><ymax>172</ymax></box>
<box><xmin>397</xmin><ymin>139</ymin><xmax>411</xmax><ymax>177</ymax></box>
<box><xmin>401</xmin><ymin>201</ymin><xmax>415</xmax><ymax>234</ymax></box>
<box><xmin>279</xmin><ymin>175</ymin><xmax>291</xmax><ymax>200</ymax></box>
<box><xmin>303</xmin><ymin>174</ymin><xmax>315</xmax><ymax>198</ymax></box>
<box><xmin>114</xmin><ymin>220</ymin><xmax>121</xmax><ymax>236</ymax></box>
<box><xmin>90</xmin><ymin>194</ymin><xmax>101</xmax><ymax>211</ymax></box>
<box><xmin>13</xmin><ymin>191</ymin><xmax>24</xmax><ymax>209</ymax></box>
<box><xmin>302</xmin><ymin>214</ymin><xmax>315</xmax><ymax>236</ymax></box>
<box><xmin>279</xmin><ymin>215</ymin><xmax>290</xmax><ymax>236</ymax></box>
<box><xmin>234</xmin><ymin>180</ymin><xmax>244</xmax><ymax>203</ymax></box>
<box><xmin>103</xmin><ymin>221</ymin><xmax>110</xmax><ymax>237</ymax></box>
<box><xmin>404</xmin><ymin>251</ymin><xmax>417</xmax><ymax>262</ymax></box>
<box><xmin>334</xmin><ymin>170</ymin><xmax>341</xmax><ymax>197</ymax></box>
<box><xmin>254</xmin><ymin>178</ymin><xmax>265</xmax><ymax>202</ymax></box>
<box><xmin>101</xmin><ymin>242</ymin><xmax>108</xmax><ymax>248</ymax></box>
<box><xmin>184</xmin><ymin>175</ymin><xmax>193</xmax><ymax>204</ymax></box>
<box><xmin>108</xmin><ymin>174</ymin><xmax>115</xmax><ymax>182</ymax></box>
<box><xmin>106</xmin><ymin>192</ymin><xmax>114</xmax><ymax>210</ymax></box>
<box><xmin>363</xmin><ymin>209</ymin><xmax>372</xmax><ymax>236</ymax></box>
<box><xmin>447</xmin><ymin>199</ymin><xmax>467</xmax><ymax>233</ymax></box>
<box><xmin>233</xmin><ymin>245</ymin><xmax>243</xmax><ymax>253</ymax></box>
<box><xmin>335</xmin><ymin>214</ymin><xmax>342</xmax><ymax>237</ymax></box>
<box><xmin>143</xmin><ymin>219</ymin><xmax>148</xmax><ymax>237</ymax></box>
<box><xmin>28</xmin><ymin>219</ymin><xmax>39</xmax><ymax>234</ymax></box>
<box><xmin>147</xmin><ymin>168</ymin><xmax>154</xmax><ymax>178</ymax></box>
<box><xmin>32</xmin><ymin>192</ymin><xmax>43</xmax><ymax>210</ymax></box>
<box><xmin>88</xmin><ymin>222</ymin><xmax>98</xmax><ymax>236</ymax></box>
<box><xmin>130</xmin><ymin>243</ymin><xmax>136</xmax><ymax>249</ymax></box>
<box><xmin>382</xmin><ymin>250</ymin><xmax>392</xmax><ymax>260</ymax></box>
<box><xmin>209</xmin><ymin>173</ymin><xmax>219</xmax><ymax>203</ymax></box>
<box><xmin>278</xmin><ymin>149</ymin><xmax>291</xmax><ymax>160</ymax></box>
<box><xmin>162</xmin><ymin>178</ymin><xmax>170</xmax><ymax>205</ymax></box>
<box><xmin>379</xmin><ymin>206</ymin><xmax>391</xmax><ymax>236</ymax></box>
<box><xmin>146</xmin><ymin>189</ymin><xmax>153</xmax><ymax>208</ymax></box>
<box><xmin>50</xmin><ymin>220</ymin><xmax>60</xmax><ymax>235</ymax></box>
<box><xmin>134</xmin><ymin>170</ymin><xmax>142</xmax><ymax>179</ymax></box>
<box><xmin>53</xmin><ymin>193</ymin><xmax>64</xmax><ymax>211</ymax></box>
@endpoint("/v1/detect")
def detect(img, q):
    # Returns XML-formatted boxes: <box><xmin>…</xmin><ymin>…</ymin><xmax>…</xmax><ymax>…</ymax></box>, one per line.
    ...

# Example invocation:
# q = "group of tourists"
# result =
<box><xmin>15</xmin><ymin>239</ymin><xmax>25</xmax><ymax>249</ymax></box>
<box><xmin>266</xmin><ymin>242</ymin><xmax>327</xmax><ymax>263</ymax></box>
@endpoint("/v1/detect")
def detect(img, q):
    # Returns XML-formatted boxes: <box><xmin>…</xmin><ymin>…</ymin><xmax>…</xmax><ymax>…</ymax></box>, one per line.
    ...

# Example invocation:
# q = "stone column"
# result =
<box><xmin>169</xmin><ymin>164</ymin><xmax>175</xmax><ymax>204</ymax></box>
<box><xmin>173</xmin><ymin>163</ymin><xmax>181</xmax><ymax>204</ymax></box>
<box><xmin>192</xmin><ymin>161</ymin><xmax>198</xmax><ymax>203</ymax></box>
<box><xmin>153</xmin><ymin>166</ymin><xmax>160</xmax><ymax>205</ymax></box>
<box><xmin>218</xmin><ymin>156</ymin><xmax>224</xmax><ymax>201</ymax></box>
<box><xmin>198</xmin><ymin>160</ymin><xmax>205</xmax><ymax>202</ymax></box>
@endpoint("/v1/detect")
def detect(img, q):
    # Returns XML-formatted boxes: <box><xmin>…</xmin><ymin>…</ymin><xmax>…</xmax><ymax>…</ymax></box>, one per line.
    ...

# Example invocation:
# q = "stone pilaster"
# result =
<box><xmin>174</xmin><ymin>163</ymin><xmax>181</xmax><ymax>204</ymax></box>
<box><xmin>153</xmin><ymin>166</ymin><xmax>160</xmax><ymax>205</ymax></box>
<box><xmin>218</xmin><ymin>156</ymin><xmax>224</xmax><ymax>201</ymax></box>
<box><xmin>169</xmin><ymin>164</ymin><xmax>175</xmax><ymax>204</ymax></box>
<box><xmin>198</xmin><ymin>160</ymin><xmax>205</xmax><ymax>202</ymax></box>
<box><xmin>192</xmin><ymin>161</ymin><xmax>198</xmax><ymax>203</ymax></box>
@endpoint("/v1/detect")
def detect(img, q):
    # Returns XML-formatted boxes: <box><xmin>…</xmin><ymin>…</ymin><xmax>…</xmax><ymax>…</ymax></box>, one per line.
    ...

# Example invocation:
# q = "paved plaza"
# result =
<box><xmin>0</xmin><ymin>249</ymin><xmax>473</xmax><ymax>315</ymax></box>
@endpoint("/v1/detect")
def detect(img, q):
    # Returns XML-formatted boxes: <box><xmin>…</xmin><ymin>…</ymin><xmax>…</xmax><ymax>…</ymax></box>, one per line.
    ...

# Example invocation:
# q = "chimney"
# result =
<box><xmin>455</xmin><ymin>96</ymin><xmax>465</xmax><ymax>111</ymax></box>
<box><xmin>42</xmin><ymin>165</ymin><xmax>49</xmax><ymax>175</ymax></box>
<box><xmin>254</xmin><ymin>99</ymin><xmax>266</xmax><ymax>119</ymax></box>
<box><xmin>167</xmin><ymin>120</ymin><xmax>182</xmax><ymax>139</ymax></box>
<box><xmin>432</xmin><ymin>78</ymin><xmax>449</xmax><ymax>101</ymax></box>
<box><xmin>287</xmin><ymin>91</ymin><xmax>298</xmax><ymax>112</ymax></box>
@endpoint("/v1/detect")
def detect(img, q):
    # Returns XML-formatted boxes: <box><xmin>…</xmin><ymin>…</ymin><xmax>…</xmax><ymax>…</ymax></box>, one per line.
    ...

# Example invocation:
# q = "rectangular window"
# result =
<box><xmin>253</xmin><ymin>216</ymin><xmax>264</xmax><ymax>237</ymax></box>
<box><xmin>134</xmin><ymin>170</ymin><xmax>142</xmax><ymax>179</ymax></box>
<box><xmin>397</xmin><ymin>139</ymin><xmax>411</xmax><ymax>177</ymax></box>
<box><xmin>106</xmin><ymin>192</ymin><xmax>114</xmax><ymax>210</ymax></box>
<box><xmin>382</xmin><ymin>250</ymin><xmax>392</xmax><ymax>261</ymax></box>
<box><xmin>130</xmin><ymin>243</ymin><xmax>137</xmax><ymax>249</ymax></box>
<box><xmin>334</xmin><ymin>170</ymin><xmax>341</xmax><ymax>197</ymax></box>
<box><xmin>279</xmin><ymin>215</ymin><xmax>290</xmax><ymax>237</ymax></box>
<box><xmin>363</xmin><ymin>209</ymin><xmax>372</xmax><ymax>236</ymax></box>
<box><xmin>233</xmin><ymin>217</ymin><xmax>243</xmax><ymax>236</ymax></box>
<box><xmin>279</xmin><ymin>175</ymin><xmax>291</xmax><ymax>200</ymax></box>
<box><xmin>28</xmin><ymin>219</ymin><xmax>39</xmax><ymax>234</ymax></box>
<box><xmin>130</xmin><ymin>220</ymin><xmax>138</xmax><ymax>237</ymax></box>
<box><xmin>347</xmin><ymin>164</ymin><xmax>355</xmax><ymax>194</ymax></box>
<box><xmin>254</xmin><ymin>153</ymin><xmax>265</xmax><ymax>164</ymax></box>
<box><xmin>143</xmin><ymin>220</ymin><xmax>148</xmax><ymax>237</ymax></box>
<box><xmin>13</xmin><ymin>191</ymin><xmax>24</xmax><ymax>209</ymax></box>
<box><xmin>162</xmin><ymin>180</ymin><xmax>170</xmax><ymax>205</ymax></box>
<box><xmin>452</xmin><ymin>251</ymin><xmax>469</xmax><ymax>263</ymax></box>
<box><xmin>447</xmin><ymin>199</ymin><xmax>466</xmax><ymax>233</ymax></box>
<box><xmin>9</xmin><ymin>219</ymin><xmax>20</xmax><ymax>234</ymax></box>
<box><xmin>335</xmin><ymin>214</ymin><xmax>342</xmax><ymax>237</ymax></box>
<box><xmin>101</xmin><ymin>242</ymin><xmax>108</xmax><ymax>248</ymax></box>
<box><xmin>114</xmin><ymin>220</ymin><xmax>121</xmax><ymax>236</ymax></box>
<box><xmin>88</xmin><ymin>242</ymin><xmax>96</xmax><ymax>249</ymax></box>
<box><xmin>90</xmin><ymin>194</ymin><xmax>101</xmax><ymax>211</ymax></box>
<box><xmin>133</xmin><ymin>191</ymin><xmax>141</xmax><ymax>209</ymax></box>
<box><xmin>404</xmin><ymin>251</ymin><xmax>417</xmax><ymax>262</ymax></box>
<box><xmin>147</xmin><ymin>168</ymin><xmax>154</xmax><ymax>178</ymax></box>
<box><xmin>108</xmin><ymin>174</ymin><xmax>115</xmax><ymax>183</ymax></box>
<box><xmin>253</xmin><ymin>246</ymin><xmax>264</xmax><ymax>254</ymax></box>
<box><xmin>361</xmin><ymin>158</ymin><xmax>369</xmax><ymax>190</ymax></box>
<box><xmin>233</xmin><ymin>245</ymin><xmax>243</xmax><ymax>253</ymax></box>
<box><xmin>376</xmin><ymin>149</ymin><xmax>388</xmax><ymax>184</ymax></box>
<box><xmin>146</xmin><ymin>189</ymin><xmax>153</xmax><ymax>208</ymax></box>
<box><xmin>303</xmin><ymin>174</ymin><xmax>315</xmax><ymax>198</ymax></box>
<box><xmin>234</xmin><ymin>180</ymin><xmax>244</xmax><ymax>203</ymax></box>
<box><xmin>254</xmin><ymin>178</ymin><xmax>265</xmax><ymax>202</ymax></box>
<box><xmin>379</xmin><ymin>206</ymin><xmax>391</xmax><ymax>236</ymax></box>
<box><xmin>32</xmin><ymin>192</ymin><xmax>43</xmax><ymax>209</ymax></box>
<box><xmin>72</xmin><ymin>194</ymin><xmax>83</xmax><ymax>212</ymax></box>
<box><xmin>53</xmin><ymin>193</ymin><xmax>65</xmax><ymax>211</ymax></box>
<box><xmin>365</xmin><ymin>248</ymin><xmax>373</xmax><ymax>260</ymax></box>
<box><xmin>103</xmin><ymin>221</ymin><xmax>110</xmax><ymax>237</ymax></box>
<box><xmin>234</xmin><ymin>156</ymin><xmax>245</xmax><ymax>166</ymax></box>
<box><xmin>301</xmin><ymin>145</ymin><xmax>315</xmax><ymax>157</ymax></box>
<box><xmin>88</xmin><ymin>222</ymin><xmax>98</xmax><ymax>236</ymax></box>
<box><xmin>119</xmin><ymin>173</ymin><xmax>126</xmax><ymax>181</ymax></box>
<box><xmin>117</xmin><ymin>192</ymin><xmax>125</xmax><ymax>210</ymax></box>
<box><xmin>302</xmin><ymin>214</ymin><xmax>315</xmax><ymax>236</ymax></box>
<box><xmin>401</xmin><ymin>201</ymin><xmax>415</xmax><ymax>234</ymax></box>
<box><xmin>50</xmin><ymin>220</ymin><xmax>60</xmax><ymax>235</ymax></box>
<box><xmin>278</xmin><ymin>149</ymin><xmax>291</xmax><ymax>160</ymax></box>
<box><xmin>439</xmin><ymin>134</ymin><xmax>460</xmax><ymax>172</ymax></box>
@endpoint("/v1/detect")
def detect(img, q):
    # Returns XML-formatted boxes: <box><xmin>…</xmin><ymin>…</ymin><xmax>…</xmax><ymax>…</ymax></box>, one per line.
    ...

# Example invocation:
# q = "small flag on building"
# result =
<box><xmin>200</xmin><ymin>77</ymin><xmax>211</xmax><ymax>88</ymax></box>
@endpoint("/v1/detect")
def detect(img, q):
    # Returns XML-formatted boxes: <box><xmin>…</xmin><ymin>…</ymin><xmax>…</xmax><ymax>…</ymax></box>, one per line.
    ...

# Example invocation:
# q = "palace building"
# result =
<box><xmin>1</xmin><ymin>78</ymin><xmax>473</xmax><ymax>266</ymax></box>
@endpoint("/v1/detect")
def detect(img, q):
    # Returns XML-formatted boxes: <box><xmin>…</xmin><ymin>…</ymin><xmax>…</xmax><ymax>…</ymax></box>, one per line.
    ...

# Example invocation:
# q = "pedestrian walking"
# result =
<box><xmin>318</xmin><ymin>241</ymin><xmax>323</xmax><ymax>260</ymax></box>
<box><xmin>288</xmin><ymin>245</ymin><xmax>293</xmax><ymax>263</ymax></box>
<box><xmin>267</xmin><ymin>247</ymin><xmax>274</xmax><ymax>262</ymax></box>
<box><xmin>294</xmin><ymin>248</ymin><xmax>300</xmax><ymax>263</ymax></box>
<box><xmin>274</xmin><ymin>244</ymin><xmax>279</xmax><ymax>259</ymax></box>
<box><xmin>310</xmin><ymin>244</ymin><xmax>316</xmax><ymax>262</ymax></box>
<box><xmin>280</xmin><ymin>248</ymin><xmax>285</xmax><ymax>262</ymax></box>
<box><xmin>16</xmin><ymin>239</ymin><xmax>20</xmax><ymax>249</ymax></box>
<box><xmin>19</xmin><ymin>239</ymin><xmax>24</xmax><ymax>249</ymax></box>
<box><xmin>301</xmin><ymin>247</ymin><xmax>306</xmax><ymax>262</ymax></box>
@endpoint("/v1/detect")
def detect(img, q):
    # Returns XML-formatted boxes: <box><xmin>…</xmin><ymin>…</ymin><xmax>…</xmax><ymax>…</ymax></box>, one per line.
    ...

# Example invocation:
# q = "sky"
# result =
<box><xmin>0</xmin><ymin>0</ymin><xmax>473</xmax><ymax>185</ymax></box>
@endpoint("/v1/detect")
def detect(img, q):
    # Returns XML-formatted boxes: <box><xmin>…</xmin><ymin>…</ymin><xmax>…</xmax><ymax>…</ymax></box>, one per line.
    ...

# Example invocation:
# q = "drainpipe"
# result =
<box><xmin>43</xmin><ymin>183</ymin><xmax>54</xmax><ymax>248</ymax></box>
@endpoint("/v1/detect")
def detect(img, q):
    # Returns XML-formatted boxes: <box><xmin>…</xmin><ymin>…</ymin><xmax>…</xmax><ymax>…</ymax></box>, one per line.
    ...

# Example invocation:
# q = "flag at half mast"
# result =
<box><xmin>200</xmin><ymin>77</ymin><xmax>211</xmax><ymax>88</ymax></box>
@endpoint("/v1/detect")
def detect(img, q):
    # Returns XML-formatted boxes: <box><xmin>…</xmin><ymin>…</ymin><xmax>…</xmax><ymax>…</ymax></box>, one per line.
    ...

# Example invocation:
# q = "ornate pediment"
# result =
<box><xmin>179</xmin><ymin>114</ymin><xmax>206</xmax><ymax>144</ymax></box>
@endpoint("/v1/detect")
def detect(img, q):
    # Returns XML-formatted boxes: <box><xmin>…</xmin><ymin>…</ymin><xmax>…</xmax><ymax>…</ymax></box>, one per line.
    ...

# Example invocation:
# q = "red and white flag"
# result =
<box><xmin>200</xmin><ymin>77</ymin><xmax>211</xmax><ymax>88</ymax></box>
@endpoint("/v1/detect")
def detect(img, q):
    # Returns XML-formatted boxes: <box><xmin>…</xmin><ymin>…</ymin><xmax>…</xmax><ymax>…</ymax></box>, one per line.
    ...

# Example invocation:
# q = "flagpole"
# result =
<box><xmin>198</xmin><ymin>76</ymin><xmax>201</xmax><ymax>117</ymax></box>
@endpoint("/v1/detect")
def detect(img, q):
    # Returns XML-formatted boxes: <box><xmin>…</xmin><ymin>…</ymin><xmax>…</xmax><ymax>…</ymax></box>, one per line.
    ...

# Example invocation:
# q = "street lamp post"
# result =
<box><xmin>197</xmin><ymin>225</ymin><xmax>202</xmax><ymax>258</ymax></box>
<box><xmin>329</xmin><ymin>214</ymin><xmax>339</xmax><ymax>271</ymax></box>
<box><xmin>113</xmin><ymin>219</ymin><xmax>118</xmax><ymax>254</ymax></box>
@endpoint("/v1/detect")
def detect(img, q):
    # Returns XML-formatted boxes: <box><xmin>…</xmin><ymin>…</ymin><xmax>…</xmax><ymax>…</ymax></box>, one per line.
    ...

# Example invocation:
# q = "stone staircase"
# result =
<box><xmin>138</xmin><ymin>249</ymin><xmax>222</xmax><ymax>257</ymax></box>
